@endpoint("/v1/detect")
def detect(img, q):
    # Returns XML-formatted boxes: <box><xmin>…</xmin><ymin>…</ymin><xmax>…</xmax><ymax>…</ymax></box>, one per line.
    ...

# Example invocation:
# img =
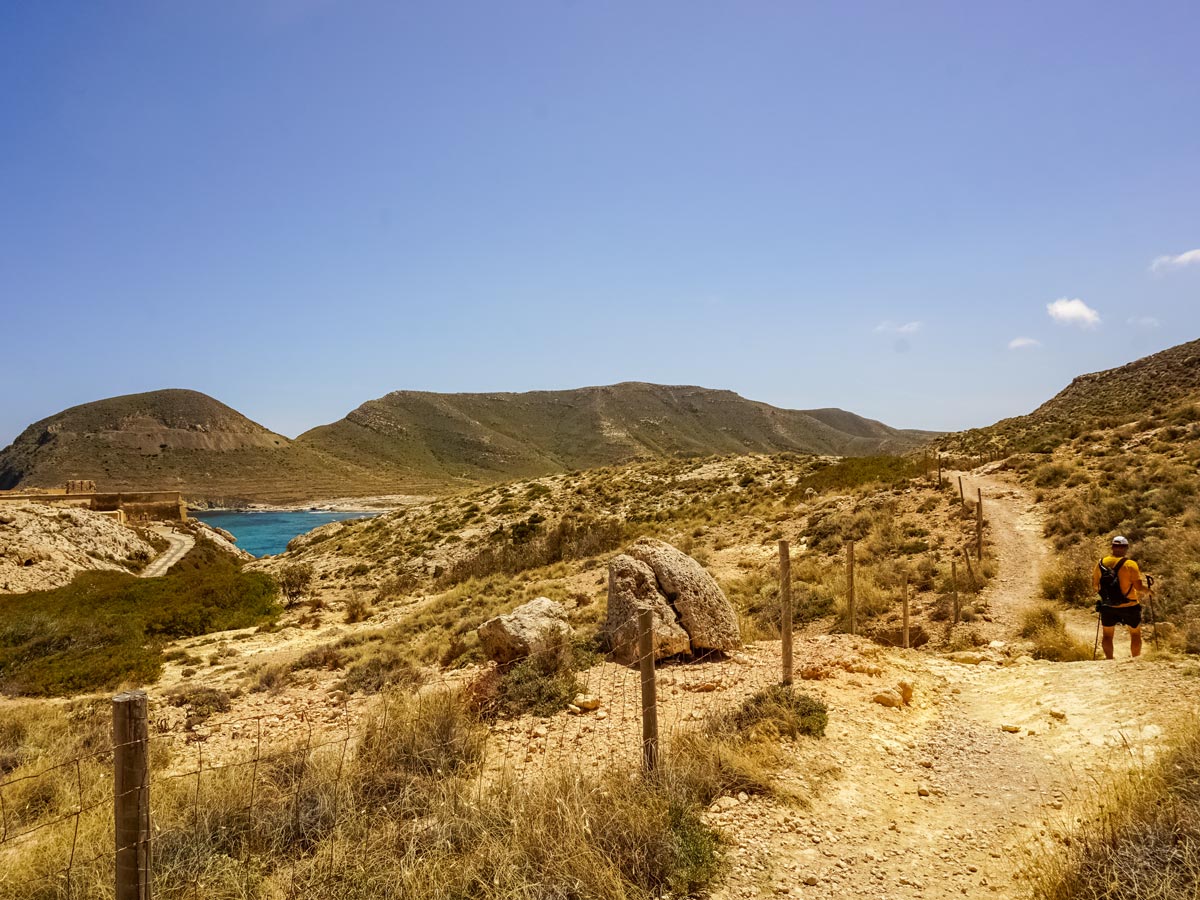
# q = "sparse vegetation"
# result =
<box><xmin>1031</xmin><ymin>716</ymin><xmax>1200</xmax><ymax>900</ymax></box>
<box><xmin>2</xmin><ymin>686</ymin><xmax>728</xmax><ymax>899</ymax></box>
<box><xmin>278</xmin><ymin>562</ymin><xmax>314</xmax><ymax>606</ymax></box>
<box><xmin>0</xmin><ymin>540</ymin><xmax>278</xmax><ymax>696</ymax></box>
<box><xmin>1020</xmin><ymin>605</ymin><xmax>1094</xmax><ymax>662</ymax></box>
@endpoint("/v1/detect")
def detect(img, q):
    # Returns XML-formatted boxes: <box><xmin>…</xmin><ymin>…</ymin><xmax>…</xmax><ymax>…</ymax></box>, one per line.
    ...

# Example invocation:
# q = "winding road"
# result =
<box><xmin>140</xmin><ymin>527</ymin><xmax>195</xmax><ymax>578</ymax></box>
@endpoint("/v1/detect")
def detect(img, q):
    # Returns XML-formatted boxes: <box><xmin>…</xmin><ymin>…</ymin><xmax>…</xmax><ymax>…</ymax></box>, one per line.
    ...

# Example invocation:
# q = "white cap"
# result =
<box><xmin>1111</xmin><ymin>535</ymin><xmax>1129</xmax><ymax>547</ymax></box>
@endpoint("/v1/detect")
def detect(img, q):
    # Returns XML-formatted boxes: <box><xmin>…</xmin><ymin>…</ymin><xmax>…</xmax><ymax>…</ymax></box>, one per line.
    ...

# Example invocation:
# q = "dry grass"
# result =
<box><xmin>1029</xmin><ymin>713</ymin><xmax>1200</xmax><ymax>900</ymax></box>
<box><xmin>6</xmin><ymin>680</ymin><xmax>809</xmax><ymax>899</ymax></box>
<box><xmin>1020</xmin><ymin>605</ymin><xmax>1094</xmax><ymax>662</ymax></box>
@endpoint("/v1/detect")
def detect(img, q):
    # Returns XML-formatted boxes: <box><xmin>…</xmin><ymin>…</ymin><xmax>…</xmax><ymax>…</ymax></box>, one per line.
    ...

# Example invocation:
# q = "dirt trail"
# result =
<box><xmin>711</xmin><ymin>469</ymin><xmax>1196</xmax><ymax>900</ymax></box>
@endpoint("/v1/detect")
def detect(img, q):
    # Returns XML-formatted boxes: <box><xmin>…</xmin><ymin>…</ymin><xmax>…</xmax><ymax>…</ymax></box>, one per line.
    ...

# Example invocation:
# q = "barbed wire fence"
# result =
<box><xmin>0</xmin><ymin>539</ymin><xmax>827</xmax><ymax>899</ymax></box>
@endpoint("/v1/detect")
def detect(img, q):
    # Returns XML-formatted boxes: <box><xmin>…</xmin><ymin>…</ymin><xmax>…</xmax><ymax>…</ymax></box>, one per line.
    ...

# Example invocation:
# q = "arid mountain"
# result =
<box><xmin>947</xmin><ymin>337</ymin><xmax>1200</xmax><ymax>453</ymax></box>
<box><xmin>295</xmin><ymin>383</ymin><xmax>937</xmax><ymax>483</ymax></box>
<box><xmin>1</xmin><ymin>384</ymin><xmax>935</xmax><ymax>502</ymax></box>
<box><xmin>0</xmin><ymin>390</ymin><xmax>395</xmax><ymax>503</ymax></box>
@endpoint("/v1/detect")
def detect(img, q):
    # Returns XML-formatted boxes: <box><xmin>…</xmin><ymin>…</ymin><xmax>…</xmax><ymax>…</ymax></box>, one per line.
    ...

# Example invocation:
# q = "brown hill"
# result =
<box><xmin>0</xmin><ymin>390</ymin><xmax>404</xmax><ymax>504</ymax></box>
<box><xmin>294</xmin><ymin>383</ymin><xmax>937</xmax><ymax>483</ymax></box>
<box><xmin>946</xmin><ymin>338</ymin><xmax>1200</xmax><ymax>453</ymax></box>
<box><xmin>1</xmin><ymin>385</ymin><xmax>936</xmax><ymax>503</ymax></box>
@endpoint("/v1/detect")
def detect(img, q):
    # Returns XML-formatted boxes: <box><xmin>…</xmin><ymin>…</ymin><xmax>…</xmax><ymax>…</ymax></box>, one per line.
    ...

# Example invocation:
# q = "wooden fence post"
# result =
<box><xmin>637</xmin><ymin>609</ymin><xmax>659</xmax><ymax>773</ymax></box>
<box><xmin>951</xmin><ymin>561</ymin><xmax>960</xmax><ymax>625</ymax></box>
<box><xmin>847</xmin><ymin>541</ymin><xmax>856</xmax><ymax>636</ymax></box>
<box><xmin>958</xmin><ymin>475</ymin><xmax>965</xmax><ymax>504</ymax></box>
<box><xmin>779</xmin><ymin>540</ymin><xmax>793</xmax><ymax>686</ymax></box>
<box><xmin>937</xmin><ymin>456</ymin><xmax>942</xmax><ymax>487</ymax></box>
<box><xmin>962</xmin><ymin>547</ymin><xmax>979</xmax><ymax>592</ymax></box>
<box><xmin>114</xmin><ymin>690</ymin><xmax>151</xmax><ymax>900</ymax></box>
<box><xmin>902</xmin><ymin>575</ymin><xmax>910</xmax><ymax>649</ymax></box>
<box><xmin>976</xmin><ymin>488</ymin><xmax>984</xmax><ymax>560</ymax></box>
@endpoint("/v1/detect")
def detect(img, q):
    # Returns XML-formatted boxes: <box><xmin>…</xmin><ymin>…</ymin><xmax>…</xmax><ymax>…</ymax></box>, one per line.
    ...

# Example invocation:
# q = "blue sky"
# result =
<box><xmin>2</xmin><ymin>1</ymin><xmax>1198</xmax><ymax>445</ymax></box>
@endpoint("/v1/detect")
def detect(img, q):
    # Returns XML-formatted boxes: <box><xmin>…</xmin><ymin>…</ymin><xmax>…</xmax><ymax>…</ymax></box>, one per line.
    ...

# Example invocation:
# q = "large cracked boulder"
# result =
<box><xmin>627</xmin><ymin>538</ymin><xmax>741</xmax><ymax>654</ymax></box>
<box><xmin>604</xmin><ymin>555</ymin><xmax>691</xmax><ymax>664</ymax></box>
<box><xmin>477</xmin><ymin>597</ymin><xmax>573</xmax><ymax>665</ymax></box>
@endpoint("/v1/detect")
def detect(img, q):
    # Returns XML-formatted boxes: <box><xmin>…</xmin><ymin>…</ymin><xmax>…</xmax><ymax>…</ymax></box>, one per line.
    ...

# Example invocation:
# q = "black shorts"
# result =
<box><xmin>1100</xmin><ymin>605</ymin><xmax>1142</xmax><ymax>629</ymax></box>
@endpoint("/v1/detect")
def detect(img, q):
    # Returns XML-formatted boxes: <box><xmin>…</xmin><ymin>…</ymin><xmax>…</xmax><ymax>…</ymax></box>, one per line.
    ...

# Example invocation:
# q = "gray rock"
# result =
<box><xmin>604</xmin><ymin>554</ymin><xmax>691</xmax><ymax>664</ymax></box>
<box><xmin>627</xmin><ymin>538</ymin><xmax>741</xmax><ymax>653</ymax></box>
<box><xmin>477</xmin><ymin>597</ymin><xmax>573</xmax><ymax>665</ymax></box>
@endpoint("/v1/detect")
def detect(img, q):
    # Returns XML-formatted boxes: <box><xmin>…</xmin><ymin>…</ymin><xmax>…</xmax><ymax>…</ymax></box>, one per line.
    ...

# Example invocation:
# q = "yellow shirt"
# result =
<box><xmin>1092</xmin><ymin>556</ymin><xmax>1143</xmax><ymax>605</ymax></box>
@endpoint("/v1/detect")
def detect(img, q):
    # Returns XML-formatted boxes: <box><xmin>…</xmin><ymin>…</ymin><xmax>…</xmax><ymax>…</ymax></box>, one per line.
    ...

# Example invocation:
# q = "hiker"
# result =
<box><xmin>1093</xmin><ymin>535</ymin><xmax>1146</xmax><ymax>659</ymax></box>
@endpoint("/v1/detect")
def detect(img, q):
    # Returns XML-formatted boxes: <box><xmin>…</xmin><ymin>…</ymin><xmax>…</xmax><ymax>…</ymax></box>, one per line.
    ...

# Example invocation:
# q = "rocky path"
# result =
<box><xmin>141</xmin><ymin>527</ymin><xmax>195</xmax><ymax>578</ymax></box>
<box><xmin>709</xmin><ymin>469</ymin><xmax>1195</xmax><ymax>900</ymax></box>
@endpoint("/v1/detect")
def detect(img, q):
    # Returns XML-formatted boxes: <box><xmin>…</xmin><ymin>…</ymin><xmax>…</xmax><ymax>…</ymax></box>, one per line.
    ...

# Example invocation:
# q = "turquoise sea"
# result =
<box><xmin>192</xmin><ymin>510</ymin><xmax>373</xmax><ymax>558</ymax></box>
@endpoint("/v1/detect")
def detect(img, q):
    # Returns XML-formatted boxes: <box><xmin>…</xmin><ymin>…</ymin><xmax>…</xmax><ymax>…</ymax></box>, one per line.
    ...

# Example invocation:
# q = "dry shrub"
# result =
<box><xmin>1021</xmin><ymin>605</ymin><xmax>1094</xmax><ymax>661</ymax></box>
<box><xmin>343</xmin><ymin>594</ymin><xmax>372</xmax><ymax>624</ymax></box>
<box><xmin>340</xmin><ymin>644</ymin><xmax>422</xmax><ymax>694</ymax></box>
<box><xmin>668</xmin><ymin>686</ymin><xmax>828</xmax><ymax>805</ymax></box>
<box><xmin>1041</xmin><ymin>550</ymin><xmax>1095</xmax><ymax>606</ymax></box>
<box><xmin>1030</xmin><ymin>717</ymin><xmax>1200</xmax><ymax>900</ymax></box>
<box><xmin>467</xmin><ymin>634</ymin><xmax>595</xmax><ymax>720</ymax></box>
<box><xmin>353</xmin><ymin>688</ymin><xmax>485</xmax><ymax>805</ymax></box>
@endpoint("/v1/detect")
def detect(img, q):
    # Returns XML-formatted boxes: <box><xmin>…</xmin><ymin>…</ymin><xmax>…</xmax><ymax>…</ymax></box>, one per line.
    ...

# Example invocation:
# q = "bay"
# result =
<box><xmin>192</xmin><ymin>510</ymin><xmax>373</xmax><ymax>558</ymax></box>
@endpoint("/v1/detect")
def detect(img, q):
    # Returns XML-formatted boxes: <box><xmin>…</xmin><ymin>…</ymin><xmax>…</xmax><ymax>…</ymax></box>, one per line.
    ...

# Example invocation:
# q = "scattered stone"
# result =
<box><xmin>873</xmin><ymin>690</ymin><xmax>904</xmax><ymax>708</ymax></box>
<box><xmin>1001</xmin><ymin>724</ymin><xmax>1021</xmax><ymax>733</ymax></box>
<box><xmin>573</xmin><ymin>694</ymin><xmax>601</xmax><ymax>711</ymax></box>
<box><xmin>917</xmin><ymin>784</ymin><xmax>931</xmax><ymax>797</ymax></box>
<box><xmin>477</xmin><ymin>597</ymin><xmax>573</xmax><ymax>665</ymax></box>
<box><xmin>1049</xmin><ymin>709</ymin><xmax>1067</xmax><ymax>721</ymax></box>
<box><xmin>898</xmin><ymin>680</ymin><xmax>914</xmax><ymax>705</ymax></box>
<box><xmin>950</xmin><ymin>651</ymin><xmax>987</xmax><ymax>665</ymax></box>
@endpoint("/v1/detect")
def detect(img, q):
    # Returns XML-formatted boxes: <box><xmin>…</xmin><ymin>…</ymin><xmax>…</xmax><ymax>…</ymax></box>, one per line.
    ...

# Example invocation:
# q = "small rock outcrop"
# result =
<box><xmin>477</xmin><ymin>597</ymin><xmax>573</xmax><ymax>665</ymax></box>
<box><xmin>627</xmin><ymin>538</ymin><xmax>741</xmax><ymax>653</ymax></box>
<box><xmin>605</xmin><ymin>555</ymin><xmax>691</xmax><ymax>664</ymax></box>
<box><xmin>0</xmin><ymin>503</ymin><xmax>157</xmax><ymax>594</ymax></box>
<box><xmin>604</xmin><ymin>540</ymin><xmax>740</xmax><ymax>663</ymax></box>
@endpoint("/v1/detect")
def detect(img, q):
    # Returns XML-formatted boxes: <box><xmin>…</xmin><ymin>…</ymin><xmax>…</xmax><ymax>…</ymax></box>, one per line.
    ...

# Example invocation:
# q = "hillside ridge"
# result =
<box><xmin>945</xmin><ymin>337</ymin><xmax>1200</xmax><ymax>453</ymax></box>
<box><xmin>1</xmin><ymin>383</ymin><xmax>936</xmax><ymax>502</ymax></box>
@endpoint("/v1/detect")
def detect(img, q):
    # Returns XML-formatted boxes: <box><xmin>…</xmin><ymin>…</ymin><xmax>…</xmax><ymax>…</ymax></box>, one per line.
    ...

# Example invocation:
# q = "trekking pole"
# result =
<box><xmin>1093</xmin><ymin>610</ymin><xmax>1101</xmax><ymax>661</ymax></box>
<box><xmin>1146</xmin><ymin>575</ymin><xmax>1159</xmax><ymax>652</ymax></box>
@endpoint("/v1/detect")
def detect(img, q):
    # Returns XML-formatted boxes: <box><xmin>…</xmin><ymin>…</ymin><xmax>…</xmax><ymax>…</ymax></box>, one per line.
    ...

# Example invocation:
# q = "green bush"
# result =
<box><xmin>469</xmin><ymin>634</ymin><xmax>597</xmax><ymax>720</ymax></box>
<box><xmin>0</xmin><ymin>540</ymin><xmax>278</xmax><ymax>696</ymax></box>
<box><xmin>730</xmin><ymin>685</ymin><xmax>827</xmax><ymax>738</ymax></box>
<box><xmin>792</xmin><ymin>456</ymin><xmax>926</xmax><ymax>496</ymax></box>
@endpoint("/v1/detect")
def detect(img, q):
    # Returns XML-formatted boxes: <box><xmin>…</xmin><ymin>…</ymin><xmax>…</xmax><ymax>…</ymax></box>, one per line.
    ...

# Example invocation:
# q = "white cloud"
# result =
<box><xmin>1127</xmin><ymin>316</ymin><xmax>1161</xmax><ymax>328</ymax></box>
<box><xmin>1047</xmin><ymin>298</ymin><xmax>1100</xmax><ymax>328</ymax></box>
<box><xmin>874</xmin><ymin>320</ymin><xmax>922</xmax><ymax>334</ymax></box>
<box><xmin>1150</xmin><ymin>249</ymin><xmax>1200</xmax><ymax>273</ymax></box>
<box><xmin>1008</xmin><ymin>337</ymin><xmax>1041</xmax><ymax>350</ymax></box>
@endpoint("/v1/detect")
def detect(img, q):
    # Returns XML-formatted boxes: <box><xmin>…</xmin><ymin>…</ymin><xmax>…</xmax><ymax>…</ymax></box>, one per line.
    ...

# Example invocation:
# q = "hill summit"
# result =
<box><xmin>1</xmin><ymin>384</ymin><xmax>935</xmax><ymax>502</ymax></box>
<box><xmin>0</xmin><ymin>389</ymin><xmax>292</xmax><ymax>492</ymax></box>
<box><xmin>294</xmin><ymin>382</ymin><xmax>935</xmax><ymax>484</ymax></box>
